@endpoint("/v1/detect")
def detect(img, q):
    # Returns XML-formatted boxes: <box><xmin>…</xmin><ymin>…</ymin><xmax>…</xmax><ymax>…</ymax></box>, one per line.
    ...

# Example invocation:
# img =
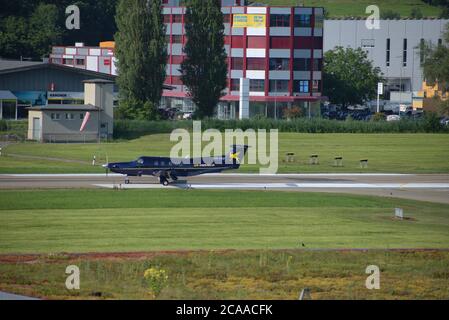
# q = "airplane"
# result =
<box><xmin>103</xmin><ymin>145</ymin><xmax>249</xmax><ymax>186</ymax></box>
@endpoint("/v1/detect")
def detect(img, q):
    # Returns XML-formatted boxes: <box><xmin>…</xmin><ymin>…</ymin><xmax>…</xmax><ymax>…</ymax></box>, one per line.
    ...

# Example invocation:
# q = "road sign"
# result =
<box><xmin>378</xmin><ymin>82</ymin><xmax>384</xmax><ymax>95</ymax></box>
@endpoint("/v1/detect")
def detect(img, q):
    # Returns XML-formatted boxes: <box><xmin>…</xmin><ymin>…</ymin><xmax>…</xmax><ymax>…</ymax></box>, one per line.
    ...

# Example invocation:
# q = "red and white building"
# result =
<box><xmin>50</xmin><ymin>0</ymin><xmax>324</xmax><ymax>119</ymax></box>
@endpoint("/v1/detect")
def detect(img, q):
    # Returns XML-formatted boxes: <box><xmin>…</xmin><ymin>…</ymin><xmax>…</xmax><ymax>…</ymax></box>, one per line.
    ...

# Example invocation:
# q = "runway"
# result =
<box><xmin>1</xmin><ymin>173</ymin><xmax>449</xmax><ymax>204</ymax></box>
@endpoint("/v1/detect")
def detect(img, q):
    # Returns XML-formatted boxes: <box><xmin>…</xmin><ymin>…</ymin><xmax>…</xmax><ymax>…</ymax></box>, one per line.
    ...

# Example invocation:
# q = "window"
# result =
<box><xmin>65</xmin><ymin>113</ymin><xmax>74</xmax><ymax>120</ymax></box>
<box><xmin>62</xmin><ymin>58</ymin><xmax>73</xmax><ymax>65</ymax></box>
<box><xmin>247</xmin><ymin>36</ymin><xmax>265</xmax><ymax>48</ymax></box>
<box><xmin>403</xmin><ymin>38</ymin><xmax>407</xmax><ymax>67</ymax></box>
<box><xmin>75</xmin><ymin>59</ymin><xmax>85</xmax><ymax>66</ymax></box>
<box><xmin>420</xmin><ymin>38</ymin><xmax>425</xmax><ymax>64</ymax></box>
<box><xmin>294</xmin><ymin>80</ymin><xmax>309</xmax><ymax>93</ymax></box>
<box><xmin>171</xmin><ymin>55</ymin><xmax>184</xmax><ymax>64</ymax></box>
<box><xmin>312</xmin><ymin>80</ymin><xmax>321</xmax><ymax>92</ymax></box>
<box><xmin>230</xmin><ymin>79</ymin><xmax>240</xmax><ymax>91</ymax></box>
<box><xmin>386</xmin><ymin>38</ymin><xmax>390</xmax><ymax>67</ymax></box>
<box><xmin>247</xmin><ymin>58</ymin><xmax>265</xmax><ymax>70</ymax></box>
<box><xmin>249</xmin><ymin>79</ymin><xmax>265</xmax><ymax>92</ymax></box>
<box><xmin>231</xmin><ymin>57</ymin><xmax>243</xmax><ymax>70</ymax></box>
<box><xmin>163</xmin><ymin>15</ymin><xmax>171</xmax><ymax>23</ymax></box>
<box><xmin>80</xmin><ymin>113</ymin><xmax>84</xmax><ymax>120</ymax></box>
<box><xmin>51</xmin><ymin>113</ymin><xmax>61</xmax><ymax>120</ymax></box>
<box><xmin>172</xmin><ymin>35</ymin><xmax>183</xmax><ymax>43</ymax></box>
<box><xmin>270</xmin><ymin>14</ymin><xmax>290</xmax><ymax>27</ymax></box>
<box><xmin>438</xmin><ymin>38</ymin><xmax>442</xmax><ymax>46</ymax></box>
<box><xmin>293</xmin><ymin>58</ymin><xmax>310</xmax><ymax>71</ymax></box>
<box><xmin>361</xmin><ymin>39</ymin><xmax>375</xmax><ymax>48</ymax></box>
<box><xmin>269</xmin><ymin>58</ymin><xmax>289</xmax><ymax>70</ymax></box>
<box><xmin>313</xmin><ymin>59</ymin><xmax>322</xmax><ymax>71</ymax></box>
<box><xmin>294</xmin><ymin>14</ymin><xmax>311</xmax><ymax>27</ymax></box>
<box><xmin>172</xmin><ymin>14</ymin><xmax>182</xmax><ymax>23</ymax></box>
<box><xmin>269</xmin><ymin>80</ymin><xmax>289</xmax><ymax>92</ymax></box>
<box><xmin>223</xmin><ymin>14</ymin><xmax>231</xmax><ymax>23</ymax></box>
<box><xmin>314</xmin><ymin>14</ymin><xmax>323</xmax><ymax>29</ymax></box>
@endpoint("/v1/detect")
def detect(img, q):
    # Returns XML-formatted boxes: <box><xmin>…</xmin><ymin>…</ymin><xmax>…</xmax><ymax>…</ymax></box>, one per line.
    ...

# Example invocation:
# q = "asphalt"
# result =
<box><xmin>0</xmin><ymin>291</ymin><xmax>39</xmax><ymax>300</ymax></box>
<box><xmin>1</xmin><ymin>173</ymin><xmax>449</xmax><ymax>204</ymax></box>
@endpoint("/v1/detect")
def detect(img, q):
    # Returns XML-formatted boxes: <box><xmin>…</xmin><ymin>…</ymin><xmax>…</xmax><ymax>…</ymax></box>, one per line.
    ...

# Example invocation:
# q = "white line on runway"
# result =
<box><xmin>5</xmin><ymin>173</ymin><xmax>414</xmax><ymax>178</ymax></box>
<box><xmin>94</xmin><ymin>183</ymin><xmax>449</xmax><ymax>190</ymax></box>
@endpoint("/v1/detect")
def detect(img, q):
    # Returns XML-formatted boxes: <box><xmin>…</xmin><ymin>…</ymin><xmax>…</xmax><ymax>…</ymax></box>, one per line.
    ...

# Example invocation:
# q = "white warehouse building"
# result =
<box><xmin>324</xmin><ymin>19</ymin><xmax>449</xmax><ymax>96</ymax></box>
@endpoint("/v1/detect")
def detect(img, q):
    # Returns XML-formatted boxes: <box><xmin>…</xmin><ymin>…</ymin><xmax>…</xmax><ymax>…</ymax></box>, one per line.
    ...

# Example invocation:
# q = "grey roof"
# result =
<box><xmin>27</xmin><ymin>104</ymin><xmax>100</xmax><ymax>111</ymax></box>
<box><xmin>83</xmin><ymin>79</ymin><xmax>115</xmax><ymax>84</ymax></box>
<box><xmin>0</xmin><ymin>59</ymin><xmax>45</xmax><ymax>72</ymax></box>
<box><xmin>0</xmin><ymin>59</ymin><xmax>116</xmax><ymax>80</ymax></box>
<box><xmin>0</xmin><ymin>90</ymin><xmax>17</xmax><ymax>100</ymax></box>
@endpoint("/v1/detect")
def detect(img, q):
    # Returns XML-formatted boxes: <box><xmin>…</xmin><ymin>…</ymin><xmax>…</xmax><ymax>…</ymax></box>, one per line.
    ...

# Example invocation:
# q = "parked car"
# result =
<box><xmin>387</xmin><ymin>115</ymin><xmax>401</xmax><ymax>122</ymax></box>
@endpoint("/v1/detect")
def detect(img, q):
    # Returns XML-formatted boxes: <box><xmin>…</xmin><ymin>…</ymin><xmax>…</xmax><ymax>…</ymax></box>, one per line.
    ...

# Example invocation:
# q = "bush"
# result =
<box><xmin>114</xmin><ymin>118</ymin><xmax>449</xmax><ymax>139</ymax></box>
<box><xmin>143</xmin><ymin>267</ymin><xmax>168</xmax><ymax>298</ymax></box>
<box><xmin>0</xmin><ymin>120</ymin><xmax>7</xmax><ymax>131</ymax></box>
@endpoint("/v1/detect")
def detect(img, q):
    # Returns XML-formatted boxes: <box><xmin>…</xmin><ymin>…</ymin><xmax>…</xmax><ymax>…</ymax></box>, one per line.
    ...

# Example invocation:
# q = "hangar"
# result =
<box><xmin>0</xmin><ymin>59</ymin><xmax>116</xmax><ymax>120</ymax></box>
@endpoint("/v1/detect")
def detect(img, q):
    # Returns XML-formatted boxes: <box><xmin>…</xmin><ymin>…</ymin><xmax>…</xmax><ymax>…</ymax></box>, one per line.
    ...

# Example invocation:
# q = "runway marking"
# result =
<box><xmin>94</xmin><ymin>183</ymin><xmax>449</xmax><ymax>190</ymax></box>
<box><xmin>5</xmin><ymin>173</ymin><xmax>414</xmax><ymax>178</ymax></box>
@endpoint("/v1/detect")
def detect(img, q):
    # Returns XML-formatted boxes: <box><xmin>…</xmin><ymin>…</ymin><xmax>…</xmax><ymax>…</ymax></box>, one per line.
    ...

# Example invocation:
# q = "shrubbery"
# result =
<box><xmin>114</xmin><ymin>117</ymin><xmax>448</xmax><ymax>139</ymax></box>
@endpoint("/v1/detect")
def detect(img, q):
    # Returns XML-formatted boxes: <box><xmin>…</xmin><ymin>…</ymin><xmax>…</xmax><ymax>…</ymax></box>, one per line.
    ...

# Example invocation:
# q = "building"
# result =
<box><xmin>27</xmin><ymin>79</ymin><xmax>114</xmax><ymax>142</ymax></box>
<box><xmin>163</xmin><ymin>1</ymin><xmax>324</xmax><ymax>119</ymax></box>
<box><xmin>49</xmin><ymin>42</ymin><xmax>117</xmax><ymax>76</ymax></box>
<box><xmin>0</xmin><ymin>59</ymin><xmax>116</xmax><ymax>120</ymax></box>
<box><xmin>324</xmin><ymin>19</ymin><xmax>449</xmax><ymax>97</ymax></box>
<box><xmin>50</xmin><ymin>0</ymin><xmax>325</xmax><ymax>119</ymax></box>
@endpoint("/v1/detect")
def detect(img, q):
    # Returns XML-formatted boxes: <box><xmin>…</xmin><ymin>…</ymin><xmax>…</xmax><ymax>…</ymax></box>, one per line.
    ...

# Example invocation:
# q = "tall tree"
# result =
<box><xmin>181</xmin><ymin>0</ymin><xmax>227</xmax><ymax>119</ymax></box>
<box><xmin>115</xmin><ymin>0</ymin><xmax>167</xmax><ymax>120</ymax></box>
<box><xmin>323</xmin><ymin>47</ymin><xmax>384</xmax><ymax>108</ymax></box>
<box><xmin>421</xmin><ymin>23</ymin><xmax>449</xmax><ymax>93</ymax></box>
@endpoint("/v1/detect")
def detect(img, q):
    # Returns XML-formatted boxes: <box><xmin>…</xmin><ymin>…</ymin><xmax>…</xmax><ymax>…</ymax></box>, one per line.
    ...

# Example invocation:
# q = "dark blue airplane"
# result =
<box><xmin>103</xmin><ymin>145</ymin><xmax>249</xmax><ymax>186</ymax></box>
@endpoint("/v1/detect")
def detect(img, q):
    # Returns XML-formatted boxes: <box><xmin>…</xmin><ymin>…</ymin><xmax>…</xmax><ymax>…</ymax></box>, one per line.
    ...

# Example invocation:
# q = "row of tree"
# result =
<box><xmin>0</xmin><ymin>0</ymin><xmax>118</xmax><ymax>59</ymax></box>
<box><xmin>115</xmin><ymin>0</ymin><xmax>227</xmax><ymax>120</ymax></box>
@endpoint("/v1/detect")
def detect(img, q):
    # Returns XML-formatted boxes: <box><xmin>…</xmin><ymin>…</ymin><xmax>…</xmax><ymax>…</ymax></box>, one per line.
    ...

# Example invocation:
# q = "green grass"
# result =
<box><xmin>1</xmin><ymin>133</ymin><xmax>449</xmax><ymax>173</ymax></box>
<box><xmin>0</xmin><ymin>250</ymin><xmax>448</xmax><ymax>299</ymax></box>
<box><xmin>0</xmin><ymin>189</ymin><xmax>448</xmax><ymax>254</ymax></box>
<box><xmin>258</xmin><ymin>0</ymin><xmax>443</xmax><ymax>17</ymax></box>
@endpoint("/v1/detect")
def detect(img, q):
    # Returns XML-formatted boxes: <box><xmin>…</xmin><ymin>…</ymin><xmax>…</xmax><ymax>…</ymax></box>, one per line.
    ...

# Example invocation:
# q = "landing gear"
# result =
<box><xmin>159</xmin><ymin>176</ymin><xmax>170</xmax><ymax>186</ymax></box>
<box><xmin>125</xmin><ymin>177</ymin><xmax>130</xmax><ymax>185</ymax></box>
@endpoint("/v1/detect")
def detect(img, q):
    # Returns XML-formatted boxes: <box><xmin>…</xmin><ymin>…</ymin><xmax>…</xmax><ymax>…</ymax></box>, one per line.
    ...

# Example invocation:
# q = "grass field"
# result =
<box><xmin>260</xmin><ymin>0</ymin><xmax>443</xmax><ymax>17</ymax></box>
<box><xmin>0</xmin><ymin>250</ymin><xmax>448</xmax><ymax>299</ymax></box>
<box><xmin>0</xmin><ymin>189</ymin><xmax>448</xmax><ymax>254</ymax></box>
<box><xmin>1</xmin><ymin>133</ymin><xmax>449</xmax><ymax>174</ymax></box>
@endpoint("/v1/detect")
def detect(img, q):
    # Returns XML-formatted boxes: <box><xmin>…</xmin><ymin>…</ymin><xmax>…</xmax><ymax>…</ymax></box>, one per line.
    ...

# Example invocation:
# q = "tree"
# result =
<box><xmin>323</xmin><ymin>47</ymin><xmax>384</xmax><ymax>108</ymax></box>
<box><xmin>181</xmin><ymin>0</ymin><xmax>228</xmax><ymax>119</ymax></box>
<box><xmin>381</xmin><ymin>9</ymin><xmax>401</xmax><ymax>19</ymax></box>
<box><xmin>421</xmin><ymin>23</ymin><xmax>449</xmax><ymax>94</ymax></box>
<box><xmin>410</xmin><ymin>8</ymin><xmax>423</xmax><ymax>19</ymax></box>
<box><xmin>28</xmin><ymin>4</ymin><xmax>62</xmax><ymax>58</ymax></box>
<box><xmin>0</xmin><ymin>16</ymin><xmax>30</xmax><ymax>59</ymax></box>
<box><xmin>115</xmin><ymin>0</ymin><xmax>167</xmax><ymax>120</ymax></box>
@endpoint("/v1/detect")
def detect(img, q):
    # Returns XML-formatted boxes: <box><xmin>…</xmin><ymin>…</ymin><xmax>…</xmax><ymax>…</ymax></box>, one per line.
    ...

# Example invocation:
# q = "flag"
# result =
<box><xmin>80</xmin><ymin>112</ymin><xmax>91</xmax><ymax>132</ymax></box>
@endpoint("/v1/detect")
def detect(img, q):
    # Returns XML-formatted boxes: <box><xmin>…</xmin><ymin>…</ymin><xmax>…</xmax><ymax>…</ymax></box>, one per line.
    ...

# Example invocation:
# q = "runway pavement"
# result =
<box><xmin>1</xmin><ymin>173</ymin><xmax>449</xmax><ymax>204</ymax></box>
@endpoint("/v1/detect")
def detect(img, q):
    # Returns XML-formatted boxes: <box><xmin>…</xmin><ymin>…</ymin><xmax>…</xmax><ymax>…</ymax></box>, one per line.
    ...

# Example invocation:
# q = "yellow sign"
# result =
<box><xmin>233</xmin><ymin>14</ymin><xmax>266</xmax><ymax>28</ymax></box>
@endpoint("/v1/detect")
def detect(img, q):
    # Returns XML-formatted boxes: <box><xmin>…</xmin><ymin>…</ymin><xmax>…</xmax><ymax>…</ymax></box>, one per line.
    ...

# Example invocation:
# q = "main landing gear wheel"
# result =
<box><xmin>125</xmin><ymin>178</ymin><xmax>130</xmax><ymax>185</ymax></box>
<box><xmin>159</xmin><ymin>176</ymin><xmax>169</xmax><ymax>186</ymax></box>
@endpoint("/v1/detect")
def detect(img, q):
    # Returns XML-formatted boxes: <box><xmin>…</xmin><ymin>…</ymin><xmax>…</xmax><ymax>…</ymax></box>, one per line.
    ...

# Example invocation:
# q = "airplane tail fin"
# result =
<box><xmin>227</xmin><ymin>145</ymin><xmax>249</xmax><ymax>165</ymax></box>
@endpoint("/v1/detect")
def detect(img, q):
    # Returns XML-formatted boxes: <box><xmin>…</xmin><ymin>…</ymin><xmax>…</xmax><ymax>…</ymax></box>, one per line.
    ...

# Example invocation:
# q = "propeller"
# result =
<box><xmin>101</xmin><ymin>153</ymin><xmax>110</xmax><ymax>177</ymax></box>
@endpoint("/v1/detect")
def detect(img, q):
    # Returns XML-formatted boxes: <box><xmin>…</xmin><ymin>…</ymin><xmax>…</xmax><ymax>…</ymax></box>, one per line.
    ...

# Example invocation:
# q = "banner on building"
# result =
<box><xmin>233</xmin><ymin>14</ymin><xmax>266</xmax><ymax>28</ymax></box>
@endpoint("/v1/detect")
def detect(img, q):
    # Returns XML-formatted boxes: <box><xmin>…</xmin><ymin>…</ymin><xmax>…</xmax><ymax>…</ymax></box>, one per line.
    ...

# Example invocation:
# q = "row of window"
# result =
<box><xmin>50</xmin><ymin>113</ymin><xmax>85</xmax><ymax>121</ymax></box>
<box><xmin>163</xmin><ymin>14</ymin><xmax>323</xmax><ymax>28</ymax></box>
<box><xmin>385</xmin><ymin>38</ymin><xmax>442</xmax><ymax>68</ymax></box>
<box><xmin>230</xmin><ymin>79</ymin><xmax>320</xmax><ymax>93</ymax></box>
<box><xmin>230</xmin><ymin>57</ymin><xmax>322</xmax><ymax>71</ymax></box>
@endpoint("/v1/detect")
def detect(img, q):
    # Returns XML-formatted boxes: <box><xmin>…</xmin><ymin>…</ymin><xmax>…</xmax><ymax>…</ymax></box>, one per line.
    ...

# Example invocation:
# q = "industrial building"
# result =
<box><xmin>27</xmin><ymin>79</ymin><xmax>115</xmax><ymax>142</ymax></box>
<box><xmin>324</xmin><ymin>18</ymin><xmax>449</xmax><ymax>107</ymax></box>
<box><xmin>0</xmin><ymin>59</ymin><xmax>116</xmax><ymax>120</ymax></box>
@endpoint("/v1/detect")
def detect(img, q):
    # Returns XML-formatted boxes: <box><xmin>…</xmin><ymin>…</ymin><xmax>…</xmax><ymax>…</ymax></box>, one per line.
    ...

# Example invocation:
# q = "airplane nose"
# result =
<box><xmin>102</xmin><ymin>164</ymin><xmax>109</xmax><ymax>169</ymax></box>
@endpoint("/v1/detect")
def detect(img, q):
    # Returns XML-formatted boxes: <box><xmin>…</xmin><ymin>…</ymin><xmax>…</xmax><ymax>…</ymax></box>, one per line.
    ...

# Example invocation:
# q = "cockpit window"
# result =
<box><xmin>137</xmin><ymin>158</ymin><xmax>144</xmax><ymax>166</ymax></box>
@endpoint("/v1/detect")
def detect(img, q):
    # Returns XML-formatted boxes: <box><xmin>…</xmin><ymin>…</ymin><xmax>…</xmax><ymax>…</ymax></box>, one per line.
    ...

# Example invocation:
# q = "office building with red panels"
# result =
<box><xmin>162</xmin><ymin>0</ymin><xmax>324</xmax><ymax>118</ymax></box>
